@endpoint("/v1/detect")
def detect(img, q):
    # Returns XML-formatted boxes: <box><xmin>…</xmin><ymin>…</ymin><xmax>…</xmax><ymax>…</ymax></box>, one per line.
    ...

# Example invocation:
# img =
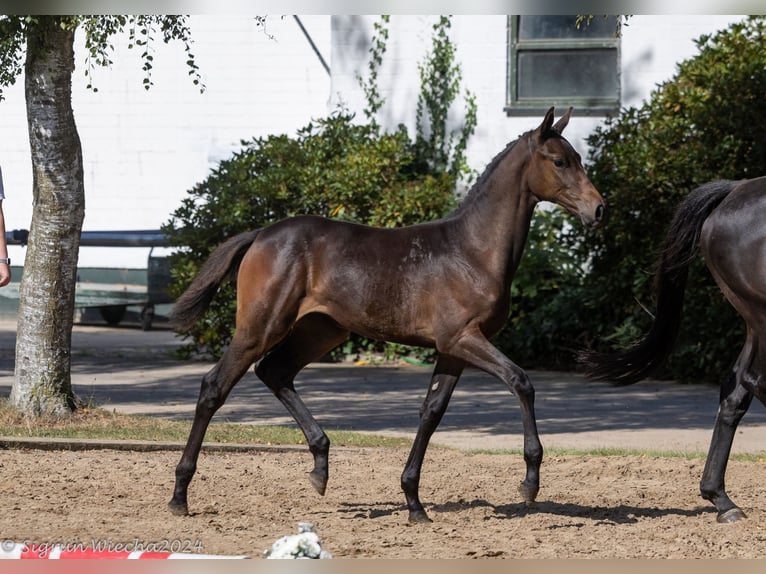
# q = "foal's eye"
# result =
<box><xmin>553</xmin><ymin>158</ymin><xmax>567</xmax><ymax>168</ymax></box>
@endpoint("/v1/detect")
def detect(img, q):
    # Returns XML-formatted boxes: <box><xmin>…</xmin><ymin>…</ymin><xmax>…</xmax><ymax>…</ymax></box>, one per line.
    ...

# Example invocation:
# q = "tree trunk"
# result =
<box><xmin>10</xmin><ymin>19</ymin><xmax>84</xmax><ymax>416</ymax></box>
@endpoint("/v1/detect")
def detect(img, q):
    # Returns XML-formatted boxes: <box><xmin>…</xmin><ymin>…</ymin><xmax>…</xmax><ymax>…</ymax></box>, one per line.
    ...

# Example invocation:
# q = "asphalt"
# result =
<box><xmin>2</xmin><ymin>319</ymin><xmax>766</xmax><ymax>454</ymax></box>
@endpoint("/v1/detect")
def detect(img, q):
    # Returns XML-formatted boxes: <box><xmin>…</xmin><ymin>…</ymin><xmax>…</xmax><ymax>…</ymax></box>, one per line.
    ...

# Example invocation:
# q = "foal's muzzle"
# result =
<box><xmin>573</xmin><ymin>199</ymin><xmax>606</xmax><ymax>229</ymax></box>
<box><xmin>593</xmin><ymin>202</ymin><xmax>606</xmax><ymax>227</ymax></box>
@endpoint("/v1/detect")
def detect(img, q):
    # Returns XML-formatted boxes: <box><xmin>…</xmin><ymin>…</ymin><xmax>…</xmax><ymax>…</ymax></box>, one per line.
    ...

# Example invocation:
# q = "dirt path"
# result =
<box><xmin>3</xmin><ymin>323</ymin><xmax>766</xmax><ymax>559</ymax></box>
<box><xmin>1</xmin><ymin>446</ymin><xmax>765</xmax><ymax>559</ymax></box>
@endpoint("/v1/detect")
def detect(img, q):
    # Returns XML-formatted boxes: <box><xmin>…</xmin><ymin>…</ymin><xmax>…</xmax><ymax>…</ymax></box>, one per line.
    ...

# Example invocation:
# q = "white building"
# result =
<box><xmin>0</xmin><ymin>15</ymin><xmax>744</xmax><ymax>271</ymax></box>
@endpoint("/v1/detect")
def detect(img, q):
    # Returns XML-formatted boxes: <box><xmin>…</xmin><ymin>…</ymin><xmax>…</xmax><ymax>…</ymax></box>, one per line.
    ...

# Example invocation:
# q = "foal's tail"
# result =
<box><xmin>578</xmin><ymin>180</ymin><xmax>738</xmax><ymax>385</ymax></box>
<box><xmin>170</xmin><ymin>229</ymin><xmax>260</xmax><ymax>331</ymax></box>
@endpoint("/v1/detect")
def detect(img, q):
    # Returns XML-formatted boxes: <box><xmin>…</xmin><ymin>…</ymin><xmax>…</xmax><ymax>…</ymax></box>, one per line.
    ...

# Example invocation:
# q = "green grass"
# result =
<box><xmin>0</xmin><ymin>399</ymin><xmax>412</xmax><ymax>448</ymax></box>
<box><xmin>3</xmin><ymin>399</ymin><xmax>766</xmax><ymax>462</ymax></box>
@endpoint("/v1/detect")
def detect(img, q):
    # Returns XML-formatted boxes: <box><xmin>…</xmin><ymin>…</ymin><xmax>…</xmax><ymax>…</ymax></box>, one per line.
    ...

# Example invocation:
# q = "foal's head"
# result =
<box><xmin>525</xmin><ymin>107</ymin><xmax>605</xmax><ymax>228</ymax></box>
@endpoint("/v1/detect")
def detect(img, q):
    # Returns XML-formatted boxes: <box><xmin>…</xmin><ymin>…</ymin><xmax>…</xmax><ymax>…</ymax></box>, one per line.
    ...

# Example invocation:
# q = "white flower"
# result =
<box><xmin>264</xmin><ymin>522</ymin><xmax>332</xmax><ymax>559</ymax></box>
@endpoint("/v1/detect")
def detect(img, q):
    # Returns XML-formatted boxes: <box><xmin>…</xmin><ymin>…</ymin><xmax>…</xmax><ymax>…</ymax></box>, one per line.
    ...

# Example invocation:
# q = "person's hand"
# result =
<box><xmin>0</xmin><ymin>264</ymin><xmax>11</xmax><ymax>287</ymax></box>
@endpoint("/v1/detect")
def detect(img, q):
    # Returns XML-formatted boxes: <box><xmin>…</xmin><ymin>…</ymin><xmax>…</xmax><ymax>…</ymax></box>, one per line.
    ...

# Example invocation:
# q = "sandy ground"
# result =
<box><xmin>3</xmin><ymin>322</ymin><xmax>766</xmax><ymax>560</ymax></box>
<box><xmin>1</xmin><ymin>446</ymin><xmax>765</xmax><ymax>559</ymax></box>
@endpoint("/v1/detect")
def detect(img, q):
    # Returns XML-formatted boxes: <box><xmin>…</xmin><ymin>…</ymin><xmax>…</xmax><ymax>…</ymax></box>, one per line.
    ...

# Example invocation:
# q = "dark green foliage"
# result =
<box><xmin>498</xmin><ymin>17</ymin><xmax>766</xmax><ymax>382</ymax></box>
<box><xmin>0</xmin><ymin>17</ymin><xmax>26</xmax><ymax>93</ymax></box>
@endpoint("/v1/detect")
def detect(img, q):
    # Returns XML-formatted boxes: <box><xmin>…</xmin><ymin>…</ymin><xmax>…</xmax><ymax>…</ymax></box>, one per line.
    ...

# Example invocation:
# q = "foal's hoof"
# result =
<box><xmin>408</xmin><ymin>510</ymin><xmax>433</xmax><ymax>524</ymax></box>
<box><xmin>518</xmin><ymin>482</ymin><xmax>539</xmax><ymax>505</ymax></box>
<box><xmin>167</xmin><ymin>500</ymin><xmax>189</xmax><ymax>516</ymax></box>
<box><xmin>717</xmin><ymin>507</ymin><xmax>747</xmax><ymax>523</ymax></box>
<box><xmin>309</xmin><ymin>470</ymin><xmax>327</xmax><ymax>496</ymax></box>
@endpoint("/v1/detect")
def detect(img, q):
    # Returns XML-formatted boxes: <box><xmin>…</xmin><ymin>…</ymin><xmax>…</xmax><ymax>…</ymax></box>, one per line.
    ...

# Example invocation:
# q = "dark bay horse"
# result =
<box><xmin>580</xmin><ymin>176</ymin><xmax>766</xmax><ymax>523</ymax></box>
<box><xmin>168</xmin><ymin>107</ymin><xmax>605</xmax><ymax>523</ymax></box>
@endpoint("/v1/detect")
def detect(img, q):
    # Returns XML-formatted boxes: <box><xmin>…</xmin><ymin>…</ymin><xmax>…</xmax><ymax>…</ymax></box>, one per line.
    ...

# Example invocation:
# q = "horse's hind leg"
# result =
<box><xmin>255</xmin><ymin>313</ymin><xmax>349</xmax><ymax>496</ymax></box>
<box><xmin>169</xmin><ymin>333</ymin><xmax>263</xmax><ymax>516</ymax></box>
<box><xmin>401</xmin><ymin>355</ymin><xmax>464</xmax><ymax>523</ymax></box>
<box><xmin>699</xmin><ymin>342</ymin><xmax>755</xmax><ymax>523</ymax></box>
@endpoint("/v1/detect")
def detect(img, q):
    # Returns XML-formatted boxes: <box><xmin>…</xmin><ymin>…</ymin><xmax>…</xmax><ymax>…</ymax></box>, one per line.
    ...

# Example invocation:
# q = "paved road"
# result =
<box><xmin>2</xmin><ymin>320</ymin><xmax>766</xmax><ymax>453</ymax></box>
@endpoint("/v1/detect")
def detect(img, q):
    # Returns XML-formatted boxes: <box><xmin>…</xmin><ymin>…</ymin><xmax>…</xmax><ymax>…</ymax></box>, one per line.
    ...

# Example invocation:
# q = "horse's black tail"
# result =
<box><xmin>170</xmin><ymin>229</ymin><xmax>261</xmax><ymax>331</ymax></box>
<box><xmin>578</xmin><ymin>180</ymin><xmax>738</xmax><ymax>385</ymax></box>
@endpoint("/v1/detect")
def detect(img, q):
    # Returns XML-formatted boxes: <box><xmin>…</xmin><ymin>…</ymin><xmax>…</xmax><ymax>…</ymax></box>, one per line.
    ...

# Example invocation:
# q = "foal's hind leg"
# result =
<box><xmin>255</xmin><ymin>313</ymin><xmax>349</xmax><ymax>496</ymax></box>
<box><xmin>401</xmin><ymin>355</ymin><xmax>465</xmax><ymax>523</ymax></box>
<box><xmin>700</xmin><ymin>346</ymin><xmax>755</xmax><ymax>523</ymax></box>
<box><xmin>169</xmin><ymin>334</ymin><xmax>263</xmax><ymax>516</ymax></box>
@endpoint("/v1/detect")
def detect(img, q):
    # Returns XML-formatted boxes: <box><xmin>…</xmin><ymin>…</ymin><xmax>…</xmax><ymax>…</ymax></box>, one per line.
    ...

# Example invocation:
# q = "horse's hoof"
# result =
<box><xmin>167</xmin><ymin>500</ymin><xmax>189</xmax><ymax>516</ymax></box>
<box><xmin>309</xmin><ymin>470</ymin><xmax>327</xmax><ymax>496</ymax></box>
<box><xmin>518</xmin><ymin>482</ymin><xmax>539</xmax><ymax>504</ymax></box>
<box><xmin>717</xmin><ymin>507</ymin><xmax>747</xmax><ymax>523</ymax></box>
<box><xmin>408</xmin><ymin>510</ymin><xmax>433</xmax><ymax>524</ymax></box>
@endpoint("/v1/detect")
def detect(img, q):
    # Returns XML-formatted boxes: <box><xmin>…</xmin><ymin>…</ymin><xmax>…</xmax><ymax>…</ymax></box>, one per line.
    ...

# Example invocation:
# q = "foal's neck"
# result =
<box><xmin>452</xmin><ymin>136</ymin><xmax>538</xmax><ymax>279</ymax></box>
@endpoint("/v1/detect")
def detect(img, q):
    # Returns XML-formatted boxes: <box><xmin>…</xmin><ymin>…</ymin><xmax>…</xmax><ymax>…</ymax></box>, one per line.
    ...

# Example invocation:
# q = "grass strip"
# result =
<box><xmin>3</xmin><ymin>400</ymin><xmax>766</xmax><ymax>462</ymax></box>
<box><xmin>0</xmin><ymin>400</ymin><xmax>411</xmax><ymax>448</ymax></box>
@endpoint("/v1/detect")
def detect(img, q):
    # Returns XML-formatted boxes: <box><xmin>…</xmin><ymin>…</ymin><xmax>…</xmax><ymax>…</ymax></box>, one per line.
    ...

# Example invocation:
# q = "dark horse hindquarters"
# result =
<box><xmin>580</xmin><ymin>176</ymin><xmax>766</xmax><ymax>523</ymax></box>
<box><xmin>168</xmin><ymin>108</ymin><xmax>604</xmax><ymax>523</ymax></box>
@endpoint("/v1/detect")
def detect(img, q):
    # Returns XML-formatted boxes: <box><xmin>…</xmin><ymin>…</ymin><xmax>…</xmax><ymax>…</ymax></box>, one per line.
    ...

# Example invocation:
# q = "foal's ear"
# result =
<box><xmin>538</xmin><ymin>107</ymin><xmax>556</xmax><ymax>136</ymax></box>
<box><xmin>552</xmin><ymin>107</ymin><xmax>573</xmax><ymax>133</ymax></box>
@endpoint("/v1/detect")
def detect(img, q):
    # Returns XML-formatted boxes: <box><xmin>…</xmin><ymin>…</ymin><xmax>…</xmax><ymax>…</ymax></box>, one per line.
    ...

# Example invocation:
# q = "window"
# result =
<box><xmin>506</xmin><ymin>15</ymin><xmax>620</xmax><ymax>116</ymax></box>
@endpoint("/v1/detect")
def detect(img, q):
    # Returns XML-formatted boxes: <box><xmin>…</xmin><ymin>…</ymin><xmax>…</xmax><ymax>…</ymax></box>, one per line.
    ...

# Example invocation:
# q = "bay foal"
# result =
<box><xmin>169</xmin><ymin>107</ymin><xmax>605</xmax><ymax>522</ymax></box>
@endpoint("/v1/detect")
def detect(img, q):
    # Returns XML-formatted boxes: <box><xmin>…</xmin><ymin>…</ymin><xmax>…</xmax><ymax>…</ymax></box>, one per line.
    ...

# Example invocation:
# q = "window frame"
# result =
<box><xmin>505</xmin><ymin>15</ymin><xmax>621</xmax><ymax>117</ymax></box>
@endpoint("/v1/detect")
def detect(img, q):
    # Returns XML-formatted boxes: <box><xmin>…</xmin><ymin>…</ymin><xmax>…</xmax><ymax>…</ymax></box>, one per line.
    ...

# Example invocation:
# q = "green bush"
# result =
<box><xmin>511</xmin><ymin>16</ymin><xmax>766</xmax><ymax>381</ymax></box>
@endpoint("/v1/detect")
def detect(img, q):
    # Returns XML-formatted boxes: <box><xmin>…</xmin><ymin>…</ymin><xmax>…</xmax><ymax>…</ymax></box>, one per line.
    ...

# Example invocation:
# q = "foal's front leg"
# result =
<box><xmin>447</xmin><ymin>328</ymin><xmax>543</xmax><ymax>505</ymax></box>
<box><xmin>401</xmin><ymin>356</ymin><xmax>465</xmax><ymax>523</ymax></box>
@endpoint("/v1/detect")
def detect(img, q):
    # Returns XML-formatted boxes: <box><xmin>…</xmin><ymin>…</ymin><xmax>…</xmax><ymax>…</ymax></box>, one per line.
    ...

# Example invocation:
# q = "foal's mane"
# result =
<box><xmin>452</xmin><ymin>134</ymin><xmax>523</xmax><ymax>215</ymax></box>
<box><xmin>453</xmin><ymin>126</ymin><xmax>563</xmax><ymax>215</ymax></box>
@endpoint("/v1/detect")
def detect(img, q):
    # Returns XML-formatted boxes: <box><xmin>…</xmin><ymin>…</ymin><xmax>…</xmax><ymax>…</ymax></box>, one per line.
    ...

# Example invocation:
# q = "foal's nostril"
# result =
<box><xmin>595</xmin><ymin>204</ymin><xmax>605</xmax><ymax>222</ymax></box>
